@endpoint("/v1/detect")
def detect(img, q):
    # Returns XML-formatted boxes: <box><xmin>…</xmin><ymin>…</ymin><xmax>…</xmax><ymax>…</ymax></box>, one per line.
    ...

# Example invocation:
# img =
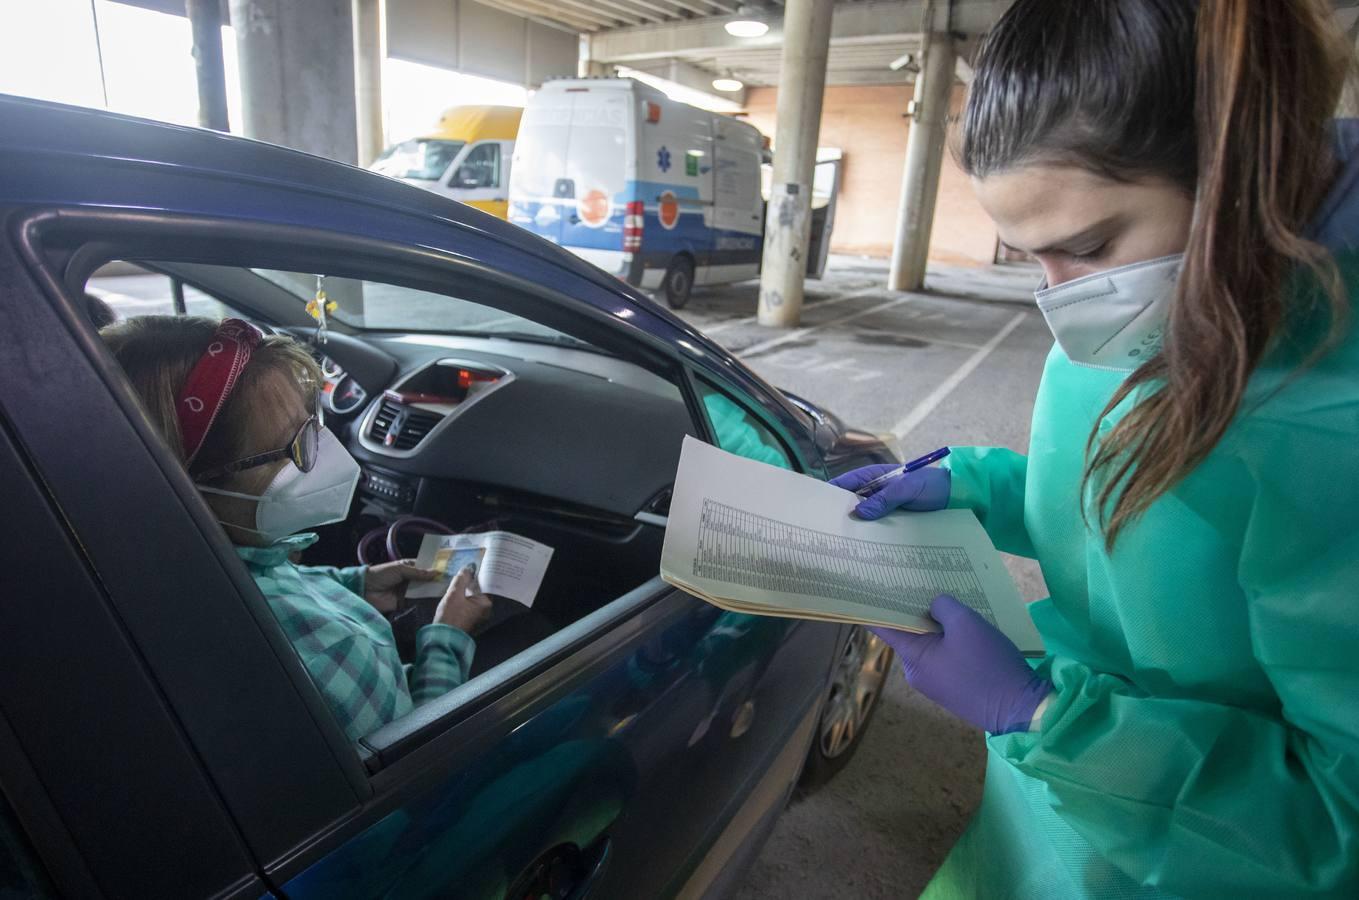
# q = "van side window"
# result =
<box><xmin>453</xmin><ymin>143</ymin><xmax>501</xmax><ymax>189</ymax></box>
<box><xmin>695</xmin><ymin>379</ymin><xmax>793</xmax><ymax>470</ymax></box>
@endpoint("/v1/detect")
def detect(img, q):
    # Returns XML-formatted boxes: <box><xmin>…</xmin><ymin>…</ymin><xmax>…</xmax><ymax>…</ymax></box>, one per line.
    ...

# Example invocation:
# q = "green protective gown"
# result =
<box><xmin>922</xmin><ymin>266</ymin><xmax>1359</xmax><ymax>898</ymax></box>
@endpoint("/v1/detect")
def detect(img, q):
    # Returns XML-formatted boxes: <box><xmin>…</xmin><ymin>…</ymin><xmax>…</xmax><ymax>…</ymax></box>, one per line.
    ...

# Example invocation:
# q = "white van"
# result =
<box><xmin>371</xmin><ymin>106</ymin><xmax>521</xmax><ymax>219</ymax></box>
<box><xmin>508</xmin><ymin>78</ymin><xmax>767</xmax><ymax>309</ymax></box>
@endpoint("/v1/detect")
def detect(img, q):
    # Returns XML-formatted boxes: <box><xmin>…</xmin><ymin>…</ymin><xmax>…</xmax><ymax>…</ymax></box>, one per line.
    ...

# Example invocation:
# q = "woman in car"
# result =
<box><xmin>104</xmin><ymin>314</ymin><xmax>492</xmax><ymax>742</ymax></box>
<box><xmin>834</xmin><ymin>0</ymin><xmax>1359</xmax><ymax>896</ymax></box>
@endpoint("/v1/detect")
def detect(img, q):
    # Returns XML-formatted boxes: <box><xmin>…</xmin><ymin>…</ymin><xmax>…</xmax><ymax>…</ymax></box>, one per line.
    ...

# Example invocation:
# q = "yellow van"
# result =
<box><xmin>370</xmin><ymin>105</ymin><xmax>522</xmax><ymax>219</ymax></box>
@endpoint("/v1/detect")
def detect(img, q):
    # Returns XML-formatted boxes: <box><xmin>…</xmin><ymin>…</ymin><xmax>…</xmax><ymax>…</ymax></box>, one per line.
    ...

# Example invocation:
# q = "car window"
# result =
<box><xmin>694</xmin><ymin>378</ymin><xmax>794</xmax><ymax>470</ymax></box>
<box><xmin>248</xmin><ymin>268</ymin><xmax>590</xmax><ymax>346</ymax></box>
<box><xmin>371</xmin><ymin>138</ymin><xmax>465</xmax><ymax>181</ymax></box>
<box><xmin>451</xmin><ymin>143</ymin><xmax>501</xmax><ymax>189</ymax></box>
<box><xmin>86</xmin><ymin>262</ymin><xmax>231</xmax><ymax>322</ymax></box>
<box><xmin>87</xmin><ymin>250</ymin><xmax>692</xmax><ymax>760</ymax></box>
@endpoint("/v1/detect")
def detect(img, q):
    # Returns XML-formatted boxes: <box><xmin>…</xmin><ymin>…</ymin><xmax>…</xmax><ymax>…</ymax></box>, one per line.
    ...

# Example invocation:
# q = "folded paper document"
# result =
<box><xmin>407</xmin><ymin>530</ymin><xmax>553</xmax><ymax>608</ymax></box>
<box><xmin>660</xmin><ymin>437</ymin><xmax>1043</xmax><ymax>655</ymax></box>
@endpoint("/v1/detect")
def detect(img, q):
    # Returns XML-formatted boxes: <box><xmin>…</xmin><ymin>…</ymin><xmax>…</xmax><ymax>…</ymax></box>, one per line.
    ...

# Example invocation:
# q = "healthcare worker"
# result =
<box><xmin>832</xmin><ymin>0</ymin><xmax>1359</xmax><ymax>896</ymax></box>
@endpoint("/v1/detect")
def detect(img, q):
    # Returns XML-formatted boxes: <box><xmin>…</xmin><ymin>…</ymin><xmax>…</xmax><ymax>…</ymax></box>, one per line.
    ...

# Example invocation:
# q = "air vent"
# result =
<box><xmin>368</xmin><ymin>398</ymin><xmax>445</xmax><ymax>451</ymax></box>
<box><xmin>393</xmin><ymin>408</ymin><xmax>442</xmax><ymax>450</ymax></box>
<box><xmin>369</xmin><ymin>398</ymin><xmax>401</xmax><ymax>444</ymax></box>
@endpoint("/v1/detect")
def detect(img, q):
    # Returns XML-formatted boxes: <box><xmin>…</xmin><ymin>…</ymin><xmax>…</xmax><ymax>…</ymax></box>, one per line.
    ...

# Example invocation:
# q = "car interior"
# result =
<box><xmin>64</xmin><ymin>238</ymin><xmax>796</xmax><ymax>752</ymax></box>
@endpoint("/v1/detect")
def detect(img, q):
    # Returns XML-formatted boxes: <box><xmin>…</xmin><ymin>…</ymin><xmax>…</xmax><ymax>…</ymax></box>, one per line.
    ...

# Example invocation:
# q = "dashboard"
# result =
<box><xmin>304</xmin><ymin>331</ymin><xmax>694</xmax><ymax>522</ymax></box>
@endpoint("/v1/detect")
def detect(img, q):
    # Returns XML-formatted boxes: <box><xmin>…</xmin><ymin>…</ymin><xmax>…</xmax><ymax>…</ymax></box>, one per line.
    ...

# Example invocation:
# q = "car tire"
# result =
<box><xmin>661</xmin><ymin>256</ymin><xmax>695</xmax><ymax>309</ymax></box>
<box><xmin>799</xmin><ymin>625</ymin><xmax>894</xmax><ymax>790</ymax></box>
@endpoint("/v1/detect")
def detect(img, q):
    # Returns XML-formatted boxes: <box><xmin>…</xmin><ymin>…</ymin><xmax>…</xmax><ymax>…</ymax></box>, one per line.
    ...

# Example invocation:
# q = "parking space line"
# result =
<box><xmin>700</xmin><ymin>288</ymin><xmax>883</xmax><ymax>336</ymax></box>
<box><xmin>736</xmin><ymin>296</ymin><xmax>915</xmax><ymax>359</ymax></box>
<box><xmin>889</xmin><ymin>311</ymin><xmax>1028</xmax><ymax>440</ymax></box>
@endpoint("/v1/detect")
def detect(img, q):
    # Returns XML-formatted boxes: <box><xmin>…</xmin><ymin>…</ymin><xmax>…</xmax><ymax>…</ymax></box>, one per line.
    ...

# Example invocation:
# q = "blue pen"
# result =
<box><xmin>853</xmin><ymin>447</ymin><xmax>951</xmax><ymax>497</ymax></box>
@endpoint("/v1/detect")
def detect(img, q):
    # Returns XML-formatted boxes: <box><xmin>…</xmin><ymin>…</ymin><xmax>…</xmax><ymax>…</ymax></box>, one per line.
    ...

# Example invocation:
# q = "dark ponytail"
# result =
<box><xmin>961</xmin><ymin>0</ymin><xmax>1353</xmax><ymax>547</ymax></box>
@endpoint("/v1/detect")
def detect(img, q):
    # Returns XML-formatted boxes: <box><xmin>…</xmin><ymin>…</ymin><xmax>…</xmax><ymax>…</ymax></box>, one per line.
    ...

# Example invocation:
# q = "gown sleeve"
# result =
<box><xmin>943</xmin><ymin>446</ymin><xmax>1036</xmax><ymax>558</ymax></box>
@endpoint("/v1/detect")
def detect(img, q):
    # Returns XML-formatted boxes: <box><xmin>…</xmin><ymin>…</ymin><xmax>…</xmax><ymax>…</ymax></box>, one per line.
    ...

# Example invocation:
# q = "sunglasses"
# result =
<box><xmin>194</xmin><ymin>414</ymin><xmax>321</xmax><ymax>482</ymax></box>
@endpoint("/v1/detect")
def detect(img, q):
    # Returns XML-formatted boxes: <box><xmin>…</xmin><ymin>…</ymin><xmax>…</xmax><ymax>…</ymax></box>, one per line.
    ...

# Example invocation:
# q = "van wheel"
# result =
<box><xmin>662</xmin><ymin>257</ymin><xmax>695</xmax><ymax>309</ymax></box>
<box><xmin>799</xmin><ymin>626</ymin><xmax>893</xmax><ymax>790</ymax></box>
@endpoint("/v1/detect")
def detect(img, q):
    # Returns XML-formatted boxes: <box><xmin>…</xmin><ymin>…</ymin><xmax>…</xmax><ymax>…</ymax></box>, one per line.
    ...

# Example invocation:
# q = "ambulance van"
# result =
<box><xmin>371</xmin><ymin>105</ymin><xmax>521</xmax><ymax>219</ymax></box>
<box><xmin>507</xmin><ymin>79</ymin><xmax>766</xmax><ymax>309</ymax></box>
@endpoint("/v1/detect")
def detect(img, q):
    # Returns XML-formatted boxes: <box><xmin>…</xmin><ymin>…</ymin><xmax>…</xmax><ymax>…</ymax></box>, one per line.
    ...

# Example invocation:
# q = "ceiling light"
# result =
<box><xmin>725</xmin><ymin>19</ymin><xmax>769</xmax><ymax>37</ymax></box>
<box><xmin>725</xmin><ymin>4</ymin><xmax>770</xmax><ymax>39</ymax></box>
<box><xmin>712</xmin><ymin>76</ymin><xmax>744</xmax><ymax>92</ymax></box>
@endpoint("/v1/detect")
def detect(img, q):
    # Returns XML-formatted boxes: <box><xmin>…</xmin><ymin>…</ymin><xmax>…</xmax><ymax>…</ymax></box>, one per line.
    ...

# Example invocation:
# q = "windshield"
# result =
<box><xmin>251</xmin><ymin>269</ymin><xmax>592</xmax><ymax>348</ymax></box>
<box><xmin>371</xmin><ymin>139</ymin><xmax>465</xmax><ymax>181</ymax></box>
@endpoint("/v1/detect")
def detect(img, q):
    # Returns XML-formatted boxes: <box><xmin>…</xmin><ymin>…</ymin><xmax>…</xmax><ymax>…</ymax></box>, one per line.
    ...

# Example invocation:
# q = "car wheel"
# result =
<box><xmin>661</xmin><ymin>256</ymin><xmax>695</xmax><ymax>309</ymax></box>
<box><xmin>799</xmin><ymin>625</ymin><xmax>893</xmax><ymax>789</ymax></box>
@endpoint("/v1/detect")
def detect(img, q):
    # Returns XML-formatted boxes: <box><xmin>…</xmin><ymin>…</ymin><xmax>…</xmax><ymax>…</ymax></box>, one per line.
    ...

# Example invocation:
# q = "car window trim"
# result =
<box><xmin>16</xmin><ymin>203</ymin><xmax>719</xmax><ymax>797</ymax></box>
<box><xmin>43</xmin><ymin>208</ymin><xmax>687</xmax><ymax>379</ymax></box>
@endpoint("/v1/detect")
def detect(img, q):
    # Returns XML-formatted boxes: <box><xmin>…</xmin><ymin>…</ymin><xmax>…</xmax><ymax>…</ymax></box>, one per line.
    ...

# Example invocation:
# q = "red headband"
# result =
<box><xmin>176</xmin><ymin>318</ymin><xmax>263</xmax><ymax>466</ymax></box>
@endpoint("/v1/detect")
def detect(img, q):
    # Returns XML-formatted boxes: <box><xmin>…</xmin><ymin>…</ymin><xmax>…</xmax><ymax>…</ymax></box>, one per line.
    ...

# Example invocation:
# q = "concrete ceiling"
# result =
<box><xmin>461</xmin><ymin>0</ymin><xmax>1359</xmax><ymax>91</ymax></box>
<box><xmin>588</xmin><ymin>1</ymin><xmax>1005</xmax><ymax>88</ymax></box>
<box><xmin>472</xmin><ymin>0</ymin><xmax>750</xmax><ymax>33</ymax></box>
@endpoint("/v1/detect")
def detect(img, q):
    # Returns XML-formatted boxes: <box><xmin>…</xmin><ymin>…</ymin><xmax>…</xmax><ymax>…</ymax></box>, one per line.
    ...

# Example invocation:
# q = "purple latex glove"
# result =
<box><xmin>872</xmin><ymin>595</ymin><xmax>1052</xmax><ymax>734</ymax></box>
<box><xmin>830</xmin><ymin>463</ymin><xmax>951</xmax><ymax>519</ymax></box>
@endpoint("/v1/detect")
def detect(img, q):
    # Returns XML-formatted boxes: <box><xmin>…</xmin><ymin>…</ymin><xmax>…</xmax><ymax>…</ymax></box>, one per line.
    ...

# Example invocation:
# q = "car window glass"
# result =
<box><xmin>371</xmin><ymin>139</ymin><xmax>465</xmax><ymax>181</ymax></box>
<box><xmin>247</xmin><ymin>268</ymin><xmax>588</xmax><ymax>344</ymax></box>
<box><xmin>451</xmin><ymin>143</ymin><xmax>500</xmax><ymax>189</ymax></box>
<box><xmin>90</xmin><ymin>257</ymin><xmax>689</xmax><ymax>758</ymax></box>
<box><xmin>694</xmin><ymin>379</ymin><xmax>793</xmax><ymax>470</ymax></box>
<box><xmin>86</xmin><ymin>262</ymin><xmax>231</xmax><ymax>322</ymax></box>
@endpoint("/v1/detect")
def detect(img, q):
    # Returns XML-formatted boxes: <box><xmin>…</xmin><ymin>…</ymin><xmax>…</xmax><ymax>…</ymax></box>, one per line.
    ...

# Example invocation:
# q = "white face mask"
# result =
<box><xmin>198</xmin><ymin>427</ymin><xmax>361</xmax><ymax>544</ymax></box>
<box><xmin>1034</xmin><ymin>254</ymin><xmax>1182</xmax><ymax>372</ymax></box>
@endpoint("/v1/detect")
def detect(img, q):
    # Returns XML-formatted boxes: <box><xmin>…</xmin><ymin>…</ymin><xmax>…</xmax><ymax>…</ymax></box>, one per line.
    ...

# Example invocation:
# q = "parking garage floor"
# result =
<box><xmin>674</xmin><ymin>256</ymin><xmax>1051</xmax><ymax>900</ymax></box>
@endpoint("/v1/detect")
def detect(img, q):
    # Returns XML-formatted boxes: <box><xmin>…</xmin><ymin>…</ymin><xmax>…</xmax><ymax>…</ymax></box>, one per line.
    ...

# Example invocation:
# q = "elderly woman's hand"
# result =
<box><xmin>363</xmin><ymin>558</ymin><xmax>441</xmax><ymax>612</ymax></box>
<box><xmin>435</xmin><ymin>565</ymin><xmax>494</xmax><ymax>635</ymax></box>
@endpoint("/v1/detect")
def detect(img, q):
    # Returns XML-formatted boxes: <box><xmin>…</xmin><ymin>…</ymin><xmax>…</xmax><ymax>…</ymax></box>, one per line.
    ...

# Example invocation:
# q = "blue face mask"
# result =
<box><xmin>1034</xmin><ymin>254</ymin><xmax>1183</xmax><ymax>372</ymax></box>
<box><xmin>197</xmin><ymin>427</ymin><xmax>360</xmax><ymax>544</ymax></box>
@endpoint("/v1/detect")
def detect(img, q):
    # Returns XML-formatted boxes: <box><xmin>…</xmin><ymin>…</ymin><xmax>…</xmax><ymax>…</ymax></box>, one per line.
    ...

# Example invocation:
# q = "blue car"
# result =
<box><xmin>0</xmin><ymin>95</ymin><xmax>897</xmax><ymax>899</ymax></box>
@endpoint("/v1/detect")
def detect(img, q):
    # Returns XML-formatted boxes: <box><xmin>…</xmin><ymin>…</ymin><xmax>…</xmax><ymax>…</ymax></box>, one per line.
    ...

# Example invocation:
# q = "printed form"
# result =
<box><xmin>661</xmin><ymin>437</ymin><xmax>1043</xmax><ymax>655</ymax></box>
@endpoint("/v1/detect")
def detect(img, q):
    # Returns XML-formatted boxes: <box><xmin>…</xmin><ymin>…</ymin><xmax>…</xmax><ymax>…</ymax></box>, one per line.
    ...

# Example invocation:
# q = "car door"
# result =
<box><xmin>8</xmin><ymin>201</ymin><xmax>836</xmax><ymax>898</ymax></box>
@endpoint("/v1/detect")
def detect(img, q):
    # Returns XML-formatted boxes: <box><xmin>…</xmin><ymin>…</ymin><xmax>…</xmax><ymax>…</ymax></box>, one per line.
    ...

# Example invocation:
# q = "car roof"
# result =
<box><xmin>0</xmin><ymin>93</ymin><xmax>561</xmax><ymax>262</ymax></box>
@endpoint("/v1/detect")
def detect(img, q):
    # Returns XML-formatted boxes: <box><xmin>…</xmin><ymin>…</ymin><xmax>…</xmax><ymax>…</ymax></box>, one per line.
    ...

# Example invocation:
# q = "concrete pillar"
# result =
<box><xmin>578</xmin><ymin>35</ymin><xmax>612</xmax><ymax>78</ymax></box>
<box><xmin>228</xmin><ymin>0</ymin><xmax>359</xmax><ymax>165</ymax></box>
<box><xmin>187</xmin><ymin>0</ymin><xmax>229</xmax><ymax>131</ymax></box>
<box><xmin>353</xmin><ymin>0</ymin><xmax>385</xmax><ymax>166</ymax></box>
<box><xmin>887</xmin><ymin>31</ymin><xmax>956</xmax><ymax>292</ymax></box>
<box><xmin>757</xmin><ymin>0</ymin><xmax>834</xmax><ymax>327</ymax></box>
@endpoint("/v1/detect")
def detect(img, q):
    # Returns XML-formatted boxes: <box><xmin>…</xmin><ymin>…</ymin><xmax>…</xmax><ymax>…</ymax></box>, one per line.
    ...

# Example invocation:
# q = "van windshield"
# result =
<box><xmin>372</xmin><ymin>139</ymin><xmax>465</xmax><ymax>181</ymax></box>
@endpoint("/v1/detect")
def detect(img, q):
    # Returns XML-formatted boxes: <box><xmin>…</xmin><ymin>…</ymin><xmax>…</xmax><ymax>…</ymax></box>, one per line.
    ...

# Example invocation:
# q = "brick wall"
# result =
<box><xmin>740</xmin><ymin>83</ymin><xmax>998</xmax><ymax>265</ymax></box>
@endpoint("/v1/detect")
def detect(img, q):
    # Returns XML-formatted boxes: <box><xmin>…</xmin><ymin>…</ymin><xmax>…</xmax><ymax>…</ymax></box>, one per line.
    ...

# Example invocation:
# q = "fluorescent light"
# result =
<box><xmin>725</xmin><ymin>19</ymin><xmax>769</xmax><ymax>38</ymax></box>
<box><xmin>712</xmin><ymin>76</ymin><xmax>744</xmax><ymax>92</ymax></box>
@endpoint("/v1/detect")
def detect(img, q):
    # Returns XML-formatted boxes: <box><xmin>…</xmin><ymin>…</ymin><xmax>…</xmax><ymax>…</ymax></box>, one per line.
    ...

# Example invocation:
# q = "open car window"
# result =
<box><xmin>82</xmin><ymin>238</ymin><xmax>701</xmax><ymax>764</ymax></box>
